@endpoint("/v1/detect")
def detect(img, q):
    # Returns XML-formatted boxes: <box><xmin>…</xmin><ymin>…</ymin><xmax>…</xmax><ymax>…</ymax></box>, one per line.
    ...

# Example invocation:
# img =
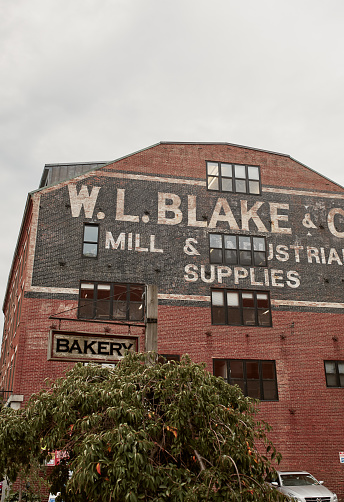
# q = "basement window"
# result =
<box><xmin>78</xmin><ymin>282</ymin><xmax>145</xmax><ymax>321</ymax></box>
<box><xmin>211</xmin><ymin>289</ymin><xmax>272</xmax><ymax>326</ymax></box>
<box><xmin>213</xmin><ymin>359</ymin><xmax>278</xmax><ymax>400</ymax></box>
<box><xmin>209</xmin><ymin>234</ymin><xmax>267</xmax><ymax>266</ymax></box>
<box><xmin>206</xmin><ymin>161</ymin><xmax>261</xmax><ymax>194</ymax></box>
<box><xmin>82</xmin><ymin>224</ymin><xmax>99</xmax><ymax>258</ymax></box>
<box><xmin>324</xmin><ymin>361</ymin><xmax>344</xmax><ymax>387</ymax></box>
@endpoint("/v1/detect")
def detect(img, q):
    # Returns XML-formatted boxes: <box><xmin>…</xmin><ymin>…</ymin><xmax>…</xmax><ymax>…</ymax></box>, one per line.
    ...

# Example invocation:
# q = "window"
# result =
<box><xmin>78</xmin><ymin>282</ymin><xmax>145</xmax><ymax>321</ymax></box>
<box><xmin>209</xmin><ymin>234</ymin><xmax>267</xmax><ymax>266</ymax></box>
<box><xmin>206</xmin><ymin>161</ymin><xmax>261</xmax><ymax>194</ymax></box>
<box><xmin>83</xmin><ymin>224</ymin><xmax>99</xmax><ymax>258</ymax></box>
<box><xmin>211</xmin><ymin>289</ymin><xmax>272</xmax><ymax>326</ymax></box>
<box><xmin>213</xmin><ymin>359</ymin><xmax>278</xmax><ymax>400</ymax></box>
<box><xmin>324</xmin><ymin>360</ymin><xmax>344</xmax><ymax>387</ymax></box>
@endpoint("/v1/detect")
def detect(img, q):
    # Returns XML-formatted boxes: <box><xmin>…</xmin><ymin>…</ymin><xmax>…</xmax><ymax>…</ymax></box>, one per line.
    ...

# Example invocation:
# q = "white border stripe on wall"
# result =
<box><xmin>27</xmin><ymin>287</ymin><xmax>344</xmax><ymax>309</ymax></box>
<box><xmin>271</xmin><ymin>299</ymin><xmax>344</xmax><ymax>309</ymax></box>
<box><xmin>262</xmin><ymin>187</ymin><xmax>344</xmax><ymax>199</ymax></box>
<box><xmin>97</xmin><ymin>171</ymin><xmax>206</xmax><ymax>186</ymax></box>
<box><xmin>96</xmin><ymin>171</ymin><xmax>344</xmax><ymax>198</ymax></box>
<box><xmin>29</xmin><ymin>286</ymin><xmax>79</xmax><ymax>295</ymax></box>
<box><xmin>158</xmin><ymin>293</ymin><xmax>210</xmax><ymax>302</ymax></box>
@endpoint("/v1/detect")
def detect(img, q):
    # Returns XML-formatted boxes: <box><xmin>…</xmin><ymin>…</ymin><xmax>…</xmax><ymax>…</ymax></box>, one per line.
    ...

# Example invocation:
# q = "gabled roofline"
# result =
<box><xmin>34</xmin><ymin>141</ymin><xmax>344</xmax><ymax>193</ymax></box>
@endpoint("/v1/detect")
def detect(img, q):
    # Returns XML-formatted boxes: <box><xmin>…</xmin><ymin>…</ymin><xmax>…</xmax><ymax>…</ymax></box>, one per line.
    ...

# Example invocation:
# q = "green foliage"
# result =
<box><xmin>0</xmin><ymin>353</ymin><xmax>287</xmax><ymax>501</ymax></box>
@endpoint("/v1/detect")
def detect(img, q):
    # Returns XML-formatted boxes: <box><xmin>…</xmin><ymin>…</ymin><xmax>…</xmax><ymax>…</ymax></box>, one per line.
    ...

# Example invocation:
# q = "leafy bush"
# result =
<box><xmin>0</xmin><ymin>352</ymin><xmax>286</xmax><ymax>501</ymax></box>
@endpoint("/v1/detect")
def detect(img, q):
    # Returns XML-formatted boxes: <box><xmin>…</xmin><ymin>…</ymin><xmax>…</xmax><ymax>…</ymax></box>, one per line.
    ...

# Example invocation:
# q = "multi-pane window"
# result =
<box><xmin>209</xmin><ymin>234</ymin><xmax>267</xmax><ymax>266</ymax></box>
<box><xmin>78</xmin><ymin>282</ymin><xmax>144</xmax><ymax>321</ymax></box>
<box><xmin>82</xmin><ymin>224</ymin><xmax>99</xmax><ymax>258</ymax></box>
<box><xmin>213</xmin><ymin>359</ymin><xmax>278</xmax><ymax>400</ymax></box>
<box><xmin>324</xmin><ymin>361</ymin><xmax>344</xmax><ymax>387</ymax></box>
<box><xmin>206</xmin><ymin>161</ymin><xmax>261</xmax><ymax>195</ymax></box>
<box><xmin>211</xmin><ymin>289</ymin><xmax>272</xmax><ymax>326</ymax></box>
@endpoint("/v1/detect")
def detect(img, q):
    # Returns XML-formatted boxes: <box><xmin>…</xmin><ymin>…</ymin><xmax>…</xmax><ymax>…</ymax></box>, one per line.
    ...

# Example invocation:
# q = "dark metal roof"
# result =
<box><xmin>39</xmin><ymin>161</ymin><xmax>109</xmax><ymax>188</ymax></box>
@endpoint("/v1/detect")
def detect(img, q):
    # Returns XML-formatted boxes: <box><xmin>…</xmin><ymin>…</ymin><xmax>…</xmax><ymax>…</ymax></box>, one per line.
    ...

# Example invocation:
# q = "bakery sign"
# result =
<box><xmin>48</xmin><ymin>330</ymin><xmax>139</xmax><ymax>364</ymax></box>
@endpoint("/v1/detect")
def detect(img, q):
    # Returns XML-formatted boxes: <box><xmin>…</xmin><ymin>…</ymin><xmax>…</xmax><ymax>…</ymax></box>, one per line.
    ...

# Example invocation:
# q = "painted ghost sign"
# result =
<box><xmin>30</xmin><ymin>170</ymin><xmax>344</xmax><ymax>310</ymax></box>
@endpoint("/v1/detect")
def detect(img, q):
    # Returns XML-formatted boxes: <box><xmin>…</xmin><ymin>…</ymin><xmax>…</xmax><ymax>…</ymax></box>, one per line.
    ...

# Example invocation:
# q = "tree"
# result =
<box><xmin>0</xmin><ymin>353</ymin><xmax>286</xmax><ymax>501</ymax></box>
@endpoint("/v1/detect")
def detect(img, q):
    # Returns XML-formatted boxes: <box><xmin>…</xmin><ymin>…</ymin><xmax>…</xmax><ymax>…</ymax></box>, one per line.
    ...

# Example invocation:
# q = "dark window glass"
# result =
<box><xmin>83</xmin><ymin>224</ymin><xmax>99</xmax><ymax>258</ymax></box>
<box><xmin>113</xmin><ymin>285</ymin><xmax>127</xmax><ymax>319</ymax></box>
<box><xmin>206</xmin><ymin>161</ymin><xmax>261</xmax><ymax>195</ymax></box>
<box><xmin>230</xmin><ymin>360</ymin><xmax>243</xmax><ymax>379</ymax></box>
<box><xmin>213</xmin><ymin>359</ymin><xmax>227</xmax><ymax>379</ymax></box>
<box><xmin>209</xmin><ymin>234</ymin><xmax>267</xmax><ymax>267</ymax></box>
<box><xmin>214</xmin><ymin>359</ymin><xmax>278</xmax><ymax>401</ymax></box>
<box><xmin>79</xmin><ymin>283</ymin><xmax>95</xmax><ymax>318</ymax></box>
<box><xmin>224</xmin><ymin>250</ymin><xmax>237</xmax><ymax>264</ymax></box>
<box><xmin>324</xmin><ymin>361</ymin><xmax>344</xmax><ymax>388</ymax></box>
<box><xmin>78</xmin><ymin>282</ymin><xmax>144</xmax><ymax>321</ymax></box>
<box><xmin>211</xmin><ymin>289</ymin><xmax>272</xmax><ymax>327</ymax></box>
<box><xmin>96</xmin><ymin>285</ymin><xmax>111</xmax><ymax>319</ymax></box>
<box><xmin>246</xmin><ymin>361</ymin><xmax>259</xmax><ymax>379</ymax></box>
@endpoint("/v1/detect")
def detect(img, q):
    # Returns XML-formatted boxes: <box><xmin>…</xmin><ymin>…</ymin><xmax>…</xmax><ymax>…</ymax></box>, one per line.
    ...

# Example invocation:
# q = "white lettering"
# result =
<box><xmin>200</xmin><ymin>265</ymin><xmax>216</xmax><ymax>283</ymax></box>
<box><xmin>105</xmin><ymin>232</ymin><xmax>163</xmax><ymax>253</ymax></box>
<box><xmin>241</xmin><ymin>200</ymin><xmax>267</xmax><ymax>232</ymax></box>
<box><xmin>234</xmin><ymin>267</ymin><xmax>249</xmax><ymax>284</ymax></box>
<box><xmin>128</xmin><ymin>233</ymin><xmax>133</xmax><ymax>251</ymax></box>
<box><xmin>289</xmin><ymin>245</ymin><xmax>303</xmax><ymax>263</ymax></box>
<box><xmin>320</xmin><ymin>247</ymin><xmax>326</xmax><ymax>264</ymax></box>
<box><xmin>116</xmin><ymin>189</ymin><xmax>139</xmax><ymax>222</ymax></box>
<box><xmin>276</xmin><ymin>244</ymin><xmax>289</xmax><ymax>262</ymax></box>
<box><xmin>183</xmin><ymin>238</ymin><xmax>200</xmax><ymax>256</ymax></box>
<box><xmin>217</xmin><ymin>266</ymin><xmax>232</xmax><ymax>283</ymax></box>
<box><xmin>250</xmin><ymin>268</ymin><xmax>263</xmax><ymax>286</ymax></box>
<box><xmin>150</xmin><ymin>235</ymin><xmax>163</xmax><ymax>253</ymax></box>
<box><xmin>158</xmin><ymin>193</ymin><xmax>183</xmax><ymax>225</ymax></box>
<box><xmin>328</xmin><ymin>208</ymin><xmax>344</xmax><ymax>238</ymax></box>
<box><xmin>68</xmin><ymin>184</ymin><xmax>100</xmax><ymax>218</ymax></box>
<box><xmin>183</xmin><ymin>264</ymin><xmax>301</xmax><ymax>288</ymax></box>
<box><xmin>264</xmin><ymin>268</ymin><xmax>270</xmax><ymax>286</ymax></box>
<box><xmin>187</xmin><ymin>195</ymin><xmax>207</xmax><ymax>227</ymax></box>
<box><xmin>184</xmin><ymin>264</ymin><xmax>199</xmax><ymax>282</ymax></box>
<box><xmin>208</xmin><ymin>198</ymin><xmax>240</xmax><ymax>230</ymax></box>
<box><xmin>286</xmin><ymin>270</ymin><xmax>300</xmax><ymax>288</ymax></box>
<box><xmin>269</xmin><ymin>203</ymin><xmax>292</xmax><ymax>234</ymax></box>
<box><xmin>271</xmin><ymin>269</ymin><xmax>284</xmax><ymax>287</ymax></box>
<box><xmin>328</xmin><ymin>248</ymin><xmax>342</xmax><ymax>265</ymax></box>
<box><xmin>105</xmin><ymin>231</ymin><xmax>125</xmax><ymax>250</ymax></box>
<box><xmin>307</xmin><ymin>247</ymin><xmax>320</xmax><ymax>264</ymax></box>
<box><xmin>135</xmin><ymin>234</ymin><xmax>148</xmax><ymax>253</ymax></box>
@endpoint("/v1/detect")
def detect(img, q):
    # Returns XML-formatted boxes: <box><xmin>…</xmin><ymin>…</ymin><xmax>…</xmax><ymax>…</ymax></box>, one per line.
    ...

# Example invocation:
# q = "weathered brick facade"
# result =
<box><xmin>1</xmin><ymin>142</ymin><xmax>344</xmax><ymax>497</ymax></box>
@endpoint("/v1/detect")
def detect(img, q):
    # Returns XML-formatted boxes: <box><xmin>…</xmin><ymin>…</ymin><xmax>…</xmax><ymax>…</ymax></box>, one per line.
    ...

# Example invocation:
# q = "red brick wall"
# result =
<box><xmin>103</xmin><ymin>143</ymin><xmax>343</xmax><ymax>192</ymax></box>
<box><xmin>2</xmin><ymin>142</ymin><xmax>344</xmax><ymax>499</ymax></box>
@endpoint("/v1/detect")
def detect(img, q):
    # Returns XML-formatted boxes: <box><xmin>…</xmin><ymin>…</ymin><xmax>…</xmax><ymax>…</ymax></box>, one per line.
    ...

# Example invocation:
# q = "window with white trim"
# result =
<box><xmin>78</xmin><ymin>282</ymin><xmax>144</xmax><ymax>321</ymax></box>
<box><xmin>211</xmin><ymin>289</ymin><xmax>272</xmax><ymax>326</ymax></box>
<box><xmin>82</xmin><ymin>224</ymin><xmax>99</xmax><ymax>258</ymax></box>
<box><xmin>324</xmin><ymin>361</ymin><xmax>344</xmax><ymax>387</ymax></box>
<box><xmin>206</xmin><ymin>161</ymin><xmax>261</xmax><ymax>194</ymax></box>
<box><xmin>209</xmin><ymin>234</ymin><xmax>267</xmax><ymax>266</ymax></box>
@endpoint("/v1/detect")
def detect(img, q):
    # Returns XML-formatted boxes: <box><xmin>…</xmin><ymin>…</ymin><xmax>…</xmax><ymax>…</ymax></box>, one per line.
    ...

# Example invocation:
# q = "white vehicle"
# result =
<box><xmin>47</xmin><ymin>493</ymin><xmax>61</xmax><ymax>502</ymax></box>
<box><xmin>269</xmin><ymin>471</ymin><xmax>337</xmax><ymax>502</ymax></box>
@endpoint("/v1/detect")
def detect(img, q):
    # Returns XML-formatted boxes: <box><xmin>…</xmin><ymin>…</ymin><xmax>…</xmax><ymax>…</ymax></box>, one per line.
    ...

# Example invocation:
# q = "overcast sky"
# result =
<box><xmin>1</xmin><ymin>0</ymin><xmax>344</xmax><ymax>335</ymax></box>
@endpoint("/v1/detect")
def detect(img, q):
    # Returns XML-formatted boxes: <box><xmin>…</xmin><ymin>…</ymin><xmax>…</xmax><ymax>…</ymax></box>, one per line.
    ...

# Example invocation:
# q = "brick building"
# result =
<box><xmin>1</xmin><ymin>141</ymin><xmax>344</xmax><ymax>497</ymax></box>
